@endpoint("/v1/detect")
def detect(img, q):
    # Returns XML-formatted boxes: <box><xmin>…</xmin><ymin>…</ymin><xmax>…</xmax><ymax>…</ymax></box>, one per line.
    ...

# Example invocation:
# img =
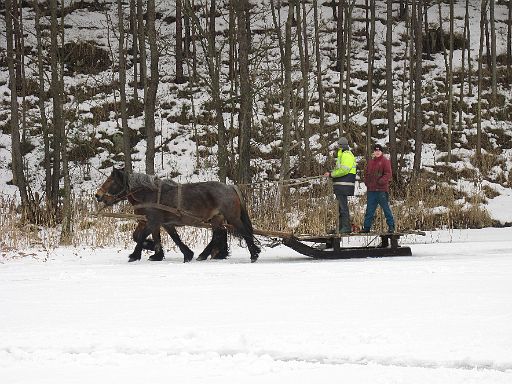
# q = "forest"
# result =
<box><xmin>1</xmin><ymin>0</ymin><xmax>511</xmax><ymax>248</ymax></box>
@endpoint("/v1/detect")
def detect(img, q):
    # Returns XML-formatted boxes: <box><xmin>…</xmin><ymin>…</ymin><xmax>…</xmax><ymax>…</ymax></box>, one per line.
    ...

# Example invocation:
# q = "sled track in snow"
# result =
<box><xmin>2</xmin><ymin>346</ymin><xmax>511</xmax><ymax>373</ymax></box>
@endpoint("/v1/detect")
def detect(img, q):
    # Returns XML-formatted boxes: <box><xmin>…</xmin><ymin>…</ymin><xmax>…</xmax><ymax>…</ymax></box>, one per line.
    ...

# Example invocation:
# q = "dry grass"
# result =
<box><xmin>0</xmin><ymin>174</ymin><xmax>497</xmax><ymax>253</ymax></box>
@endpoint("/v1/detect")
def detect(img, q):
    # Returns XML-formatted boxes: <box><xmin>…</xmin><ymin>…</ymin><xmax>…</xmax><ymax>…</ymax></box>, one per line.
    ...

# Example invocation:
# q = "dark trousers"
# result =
<box><xmin>363</xmin><ymin>191</ymin><xmax>395</xmax><ymax>231</ymax></box>
<box><xmin>334</xmin><ymin>190</ymin><xmax>351</xmax><ymax>231</ymax></box>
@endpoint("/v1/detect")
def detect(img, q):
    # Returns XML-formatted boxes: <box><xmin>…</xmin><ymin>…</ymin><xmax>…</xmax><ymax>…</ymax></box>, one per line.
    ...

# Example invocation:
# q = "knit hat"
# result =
<box><xmin>373</xmin><ymin>143</ymin><xmax>384</xmax><ymax>152</ymax></box>
<box><xmin>338</xmin><ymin>136</ymin><xmax>349</xmax><ymax>149</ymax></box>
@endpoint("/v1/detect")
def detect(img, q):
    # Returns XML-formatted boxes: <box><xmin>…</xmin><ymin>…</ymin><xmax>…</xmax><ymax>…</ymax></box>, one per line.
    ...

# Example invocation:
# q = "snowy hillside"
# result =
<box><xmin>0</xmin><ymin>0</ymin><xmax>512</xmax><ymax>231</ymax></box>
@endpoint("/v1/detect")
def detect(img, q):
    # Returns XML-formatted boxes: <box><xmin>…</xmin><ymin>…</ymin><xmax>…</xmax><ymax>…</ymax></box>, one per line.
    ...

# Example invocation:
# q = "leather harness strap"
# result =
<box><xmin>177</xmin><ymin>183</ymin><xmax>182</xmax><ymax>210</ymax></box>
<box><xmin>157</xmin><ymin>180</ymin><xmax>162</xmax><ymax>204</ymax></box>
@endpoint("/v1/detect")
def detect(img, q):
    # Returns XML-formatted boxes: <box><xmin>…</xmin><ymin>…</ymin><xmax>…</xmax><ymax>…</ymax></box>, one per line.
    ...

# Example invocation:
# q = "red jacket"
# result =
<box><xmin>364</xmin><ymin>155</ymin><xmax>392</xmax><ymax>192</ymax></box>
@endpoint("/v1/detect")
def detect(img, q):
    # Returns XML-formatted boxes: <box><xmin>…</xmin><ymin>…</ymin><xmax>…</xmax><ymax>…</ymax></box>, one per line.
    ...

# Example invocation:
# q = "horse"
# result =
<box><xmin>95</xmin><ymin>168</ymin><xmax>261</xmax><ymax>262</ymax></box>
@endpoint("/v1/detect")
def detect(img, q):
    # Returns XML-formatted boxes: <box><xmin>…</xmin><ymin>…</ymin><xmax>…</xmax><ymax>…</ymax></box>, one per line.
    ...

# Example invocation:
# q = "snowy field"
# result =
<box><xmin>1</xmin><ymin>228</ymin><xmax>512</xmax><ymax>383</ymax></box>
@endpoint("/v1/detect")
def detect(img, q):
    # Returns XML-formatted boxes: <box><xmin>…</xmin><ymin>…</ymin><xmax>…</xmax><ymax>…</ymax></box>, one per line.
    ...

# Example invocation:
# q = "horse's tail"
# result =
<box><xmin>232</xmin><ymin>185</ymin><xmax>259</xmax><ymax>244</ymax></box>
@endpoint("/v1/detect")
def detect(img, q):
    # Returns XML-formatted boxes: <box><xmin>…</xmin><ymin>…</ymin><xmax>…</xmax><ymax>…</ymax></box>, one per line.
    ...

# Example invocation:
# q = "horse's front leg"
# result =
<box><xmin>148</xmin><ymin>227</ymin><xmax>165</xmax><ymax>261</ymax></box>
<box><xmin>129</xmin><ymin>221</ymin><xmax>158</xmax><ymax>262</ymax></box>
<box><xmin>133</xmin><ymin>221</ymin><xmax>155</xmax><ymax>251</ymax></box>
<box><xmin>162</xmin><ymin>224</ymin><xmax>194</xmax><ymax>262</ymax></box>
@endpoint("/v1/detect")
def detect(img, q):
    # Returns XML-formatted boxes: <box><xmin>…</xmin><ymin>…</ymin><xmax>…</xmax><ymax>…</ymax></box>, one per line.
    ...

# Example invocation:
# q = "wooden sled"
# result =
<box><xmin>255</xmin><ymin>229</ymin><xmax>426</xmax><ymax>259</ymax></box>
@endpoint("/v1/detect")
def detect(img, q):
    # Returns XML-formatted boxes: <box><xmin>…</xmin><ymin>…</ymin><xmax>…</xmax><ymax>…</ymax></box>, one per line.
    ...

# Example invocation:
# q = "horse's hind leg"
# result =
<box><xmin>197</xmin><ymin>216</ymin><xmax>228</xmax><ymax>261</ymax></box>
<box><xmin>210</xmin><ymin>228</ymin><xmax>229</xmax><ymax>260</ymax></box>
<box><xmin>148</xmin><ymin>227</ymin><xmax>165</xmax><ymax>261</ymax></box>
<box><xmin>162</xmin><ymin>224</ymin><xmax>194</xmax><ymax>262</ymax></box>
<box><xmin>224</xmin><ymin>211</ymin><xmax>260</xmax><ymax>262</ymax></box>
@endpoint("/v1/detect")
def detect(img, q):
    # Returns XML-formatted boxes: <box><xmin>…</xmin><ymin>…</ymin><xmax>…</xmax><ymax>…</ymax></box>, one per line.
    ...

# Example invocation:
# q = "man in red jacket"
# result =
<box><xmin>361</xmin><ymin>143</ymin><xmax>395</xmax><ymax>233</ymax></box>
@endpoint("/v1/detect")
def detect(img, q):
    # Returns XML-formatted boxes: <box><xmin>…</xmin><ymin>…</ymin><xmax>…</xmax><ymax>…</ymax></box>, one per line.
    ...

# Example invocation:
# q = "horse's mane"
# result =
<box><xmin>128</xmin><ymin>172</ymin><xmax>177</xmax><ymax>191</ymax></box>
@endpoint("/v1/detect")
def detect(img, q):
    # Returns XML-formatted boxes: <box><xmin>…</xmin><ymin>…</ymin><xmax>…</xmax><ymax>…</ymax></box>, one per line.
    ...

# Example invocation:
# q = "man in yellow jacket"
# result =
<box><xmin>323</xmin><ymin>137</ymin><xmax>357</xmax><ymax>233</ymax></box>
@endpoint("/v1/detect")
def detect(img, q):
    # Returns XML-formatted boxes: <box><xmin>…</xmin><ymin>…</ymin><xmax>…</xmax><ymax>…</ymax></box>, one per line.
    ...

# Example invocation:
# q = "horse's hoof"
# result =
<box><xmin>183</xmin><ymin>252</ymin><xmax>194</xmax><ymax>263</ymax></box>
<box><xmin>148</xmin><ymin>254</ymin><xmax>164</xmax><ymax>261</ymax></box>
<box><xmin>211</xmin><ymin>252</ymin><xmax>229</xmax><ymax>260</ymax></box>
<box><xmin>128</xmin><ymin>255</ymin><xmax>141</xmax><ymax>262</ymax></box>
<box><xmin>250</xmin><ymin>256</ymin><xmax>259</xmax><ymax>263</ymax></box>
<box><xmin>196</xmin><ymin>254</ymin><xmax>208</xmax><ymax>261</ymax></box>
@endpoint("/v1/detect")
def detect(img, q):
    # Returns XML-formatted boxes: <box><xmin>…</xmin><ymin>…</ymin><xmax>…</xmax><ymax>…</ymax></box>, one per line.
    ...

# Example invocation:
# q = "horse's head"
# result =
<box><xmin>95</xmin><ymin>168</ymin><xmax>128</xmax><ymax>206</ymax></box>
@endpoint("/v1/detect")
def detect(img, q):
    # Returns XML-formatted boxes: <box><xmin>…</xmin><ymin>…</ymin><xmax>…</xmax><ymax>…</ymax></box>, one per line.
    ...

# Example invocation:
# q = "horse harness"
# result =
<box><xmin>132</xmin><ymin>180</ymin><xmax>203</xmax><ymax>224</ymax></box>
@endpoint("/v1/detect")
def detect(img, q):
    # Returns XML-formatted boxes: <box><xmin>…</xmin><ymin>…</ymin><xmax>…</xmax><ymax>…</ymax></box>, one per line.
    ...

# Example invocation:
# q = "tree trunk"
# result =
<box><xmin>130</xmin><ymin>0</ymin><xmax>138</xmax><ymax>101</ymax></box>
<box><xmin>117</xmin><ymin>0</ymin><xmax>132</xmax><ymax>172</ymax></box>
<box><xmin>313</xmin><ymin>0</ymin><xmax>325</xmax><ymax>133</ymax></box>
<box><xmin>49</xmin><ymin>0</ymin><xmax>63</xmax><ymax>212</ymax></box>
<box><xmin>175</xmin><ymin>0</ymin><xmax>185</xmax><ymax>83</ymax></box>
<box><xmin>386</xmin><ymin>0</ymin><xmax>397</xmax><ymax>178</ymax></box>
<box><xmin>236</xmin><ymin>0</ymin><xmax>252</xmax><ymax>184</ymax></box>
<box><xmin>338</xmin><ymin>0</ymin><xmax>346</xmax><ymax>136</ymax></box>
<box><xmin>6</xmin><ymin>0</ymin><xmax>30</xmax><ymax>215</ymax></box>
<box><xmin>297</xmin><ymin>0</ymin><xmax>311</xmax><ymax>175</ymax></box>
<box><xmin>458</xmin><ymin>0</ymin><xmax>469</xmax><ymax>134</ymax></box>
<box><xmin>58</xmin><ymin>0</ymin><xmax>72</xmax><ymax>243</ymax></box>
<box><xmin>344</xmin><ymin>2</ymin><xmax>354</xmax><ymax>131</ymax></box>
<box><xmin>484</xmin><ymin>3</ymin><xmax>491</xmax><ymax>68</ymax></box>
<box><xmin>508</xmin><ymin>0</ymin><xmax>512</xmax><ymax>71</ymax></box>
<box><xmin>466</xmin><ymin>0</ymin><xmax>473</xmax><ymax>96</ymax></box>
<box><xmin>446</xmin><ymin>0</ymin><xmax>454</xmax><ymax>163</ymax></box>
<box><xmin>412</xmin><ymin>0</ymin><xmax>423</xmax><ymax>175</ymax></box>
<box><xmin>336</xmin><ymin>0</ymin><xmax>343</xmax><ymax>71</ymax></box>
<box><xmin>366</xmin><ymin>0</ymin><xmax>375</xmax><ymax>159</ymax></box>
<box><xmin>489</xmin><ymin>0</ymin><xmax>497</xmax><ymax>104</ymax></box>
<box><xmin>33</xmin><ymin>0</ymin><xmax>52</xmax><ymax>202</ymax></box>
<box><xmin>271</xmin><ymin>0</ymin><xmax>285</xmax><ymax>82</ymax></box>
<box><xmin>280</xmin><ymin>1</ymin><xmax>293</xmax><ymax>182</ymax></box>
<box><xmin>476</xmin><ymin>0</ymin><xmax>489</xmax><ymax>165</ymax></box>
<box><xmin>136</xmin><ymin>0</ymin><xmax>147</xmax><ymax>93</ymax></box>
<box><xmin>423</xmin><ymin>1</ymin><xmax>431</xmax><ymax>60</ymax></box>
<box><xmin>145</xmin><ymin>0</ymin><xmax>158</xmax><ymax>175</ymax></box>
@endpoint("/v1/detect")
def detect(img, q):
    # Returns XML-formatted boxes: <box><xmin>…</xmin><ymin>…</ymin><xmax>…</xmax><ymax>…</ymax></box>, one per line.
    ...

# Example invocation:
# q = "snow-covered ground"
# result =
<box><xmin>1</xmin><ymin>227</ymin><xmax>511</xmax><ymax>383</ymax></box>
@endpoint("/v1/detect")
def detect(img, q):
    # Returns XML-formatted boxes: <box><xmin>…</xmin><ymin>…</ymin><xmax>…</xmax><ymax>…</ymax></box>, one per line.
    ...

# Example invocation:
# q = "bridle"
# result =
<box><xmin>97</xmin><ymin>173</ymin><xmax>132</xmax><ymax>205</ymax></box>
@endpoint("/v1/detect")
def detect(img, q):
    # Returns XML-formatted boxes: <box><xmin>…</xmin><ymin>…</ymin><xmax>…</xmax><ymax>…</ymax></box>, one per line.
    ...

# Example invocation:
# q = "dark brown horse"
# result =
<box><xmin>95</xmin><ymin>168</ymin><xmax>260</xmax><ymax>262</ymax></box>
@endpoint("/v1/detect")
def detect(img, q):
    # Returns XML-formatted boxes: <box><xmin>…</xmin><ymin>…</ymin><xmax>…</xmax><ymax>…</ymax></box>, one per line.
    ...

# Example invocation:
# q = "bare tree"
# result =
<box><xmin>271</xmin><ymin>0</ymin><xmax>285</xmax><ymax>81</ymax></box>
<box><xmin>386</xmin><ymin>0</ymin><xmax>397</xmax><ymax>178</ymax></box>
<box><xmin>476</xmin><ymin>0</ymin><xmax>489</xmax><ymax>165</ymax></box>
<box><xmin>118</xmin><ymin>0</ymin><xmax>132</xmax><ymax>172</ymax></box>
<box><xmin>280</xmin><ymin>0</ymin><xmax>293</xmax><ymax>181</ymax></box>
<box><xmin>176</xmin><ymin>0</ymin><xmax>185</xmax><ymax>83</ymax></box>
<box><xmin>33</xmin><ymin>0</ymin><xmax>52</xmax><ymax>200</ymax></box>
<box><xmin>336</xmin><ymin>0</ymin><xmax>344</xmax><ymax>72</ymax></box>
<box><xmin>297</xmin><ymin>0</ymin><xmax>311</xmax><ymax>175</ymax></box>
<box><xmin>412</xmin><ymin>0</ymin><xmax>423</xmax><ymax>175</ymax></box>
<box><xmin>313</xmin><ymin>0</ymin><xmax>325</xmax><ymax>132</ymax></box>
<box><xmin>489</xmin><ymin>0</ymin><xmax>497</xmax><ymax>104</ymax></box>
<box><xmin>145</xmin><ymin>0</ymin><xmax>159</xmax><ymax>175</ymax></box>
<box><xmin>130</xmin><ymin>0</ymin><xmax>138</xmax><ymax>101</ymax></box>
<box><xmin>446</xmin><ymin>0</ymin><xmax>454</xmax><ymax>163</ymax></box>
<box><xmin>136</xmin><ymin>0</ymin><xmax>147</xmax><ymax>94</ymax></box>
<box><xmin>458</xmin><ymin>0</ymin><xmax>470</xmax><ymax>133</ymax></box>
<box><xmin>6</xmin><ymin>0</ymin><xmax>31</xmax><ymax>216</ymax></box>
<box><xmin>49</xmin><ymin>0</ymin><xmax>64</xmax><ymax>211</ymax></box>
<box><xmin>236</xmin><ymin>0</ymin><xmax>252</xmax><ymax>183</ymax></box>
<box><xmin>366</xmin><ymin>0</ymin><xmax>375</xmax><ymax>159</ymax></box>
<box><xmin>508</xmin><ymin>0</ymin><xmax>512</xmax><ymax>71</ymax></box>
<box><xmin>344</xmin><ymin>2</ymin><xmax>354</xmax><ymax>131</ymax></box>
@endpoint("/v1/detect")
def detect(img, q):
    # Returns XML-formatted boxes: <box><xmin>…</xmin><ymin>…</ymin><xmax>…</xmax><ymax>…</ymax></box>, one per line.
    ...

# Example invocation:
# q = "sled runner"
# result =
<box><xmin>253</xmin><ymin>229</ymin><xmax>425</xmax><ymax>259</ymax></box>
